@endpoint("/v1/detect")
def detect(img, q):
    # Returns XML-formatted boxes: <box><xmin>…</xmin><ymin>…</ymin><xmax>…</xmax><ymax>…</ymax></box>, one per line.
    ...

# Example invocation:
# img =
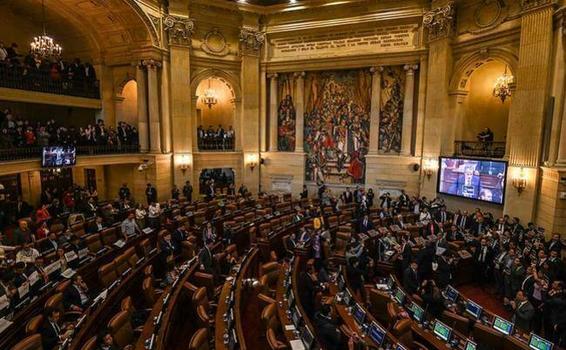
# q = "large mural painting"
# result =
<box><xmin>277</xmin><ymin>74</ymin><xmax>296</xmax><ymax>152</ymax></box>
<box><xmin>304</xmin><ymin>69</ymin><xmax>371</xmax><ymax>184</ymax></box>
<box><xmin>379</xmin><ymin>66</ymin><xmax>405</xmax><ymax>153</ymax></box>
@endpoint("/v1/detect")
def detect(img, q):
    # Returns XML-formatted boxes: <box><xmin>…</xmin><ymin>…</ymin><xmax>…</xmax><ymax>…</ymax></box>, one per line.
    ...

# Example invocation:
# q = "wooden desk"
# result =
<box><xmin>0</xmin><ymin>228</ymin><xmax>158</xmax><ymax>350</ymax></box>
<box><xmin>234</xmin><ymin>248</ymin><xmax>259</xmax><ymax>350</ymax></box>
<box><xmin>275</xmin><ymin>262</ymin><xmax>301</xmax><ymax>344</ymax></box>
<box><xmin>70</xmin><ymin>250</ymin><xmax>159</xmax><ymax>349</ymax></box>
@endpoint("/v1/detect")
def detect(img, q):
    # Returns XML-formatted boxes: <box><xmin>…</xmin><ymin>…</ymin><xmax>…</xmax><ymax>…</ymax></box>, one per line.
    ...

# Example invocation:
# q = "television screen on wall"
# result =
<box><xmin>437</xmin><ymin>157</ymin><xmax>507</xmax><ymax>205</ymax></box>
<box><xmin>42</xmin><ymin>146</ymin><xmax>76</xmax><ymax>168</ymax></box>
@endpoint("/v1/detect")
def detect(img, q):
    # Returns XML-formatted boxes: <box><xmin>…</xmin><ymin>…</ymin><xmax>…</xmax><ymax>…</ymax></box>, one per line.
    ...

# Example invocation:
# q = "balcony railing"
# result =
<box><xmin>0</xmin><ymin>64</ymin><xmax>100</xmax><ymax>99</ymax></box>
<box><xmin>0</xmin><ymin>144</ymin><xmax>140</xmax><ymax>162</ymax></box>
<box><xmin>198</xmin><ymin>136</ymin><xmax>235</xmax><ymax>151</ymax></box>
<box><xmin>454</xmin><ymin>141</ymin><xmax>506</xmax><ymax>159</ymax></box>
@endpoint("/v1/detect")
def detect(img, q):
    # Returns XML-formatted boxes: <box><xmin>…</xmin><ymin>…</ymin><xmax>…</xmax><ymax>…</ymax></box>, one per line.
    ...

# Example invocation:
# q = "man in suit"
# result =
<box><xmin>172</xmin><ymin>221</ymin><xmax>190</xmax><ymax>255</ymax></box>
<box><xmin>435</xmin><ymin>252</ymin><xmax>453</xmax><ymax>288</ymax></box>
<box><xmin>456</xmin><ymin>210</ymin><xmax>471</xmax><ymax>231</ymax></box>
<box><xmin>435</xmin><ymin>206</ymin><xmax>450</xmax><ymax>225</ymax></box>
<box><xmin>403</xmin><ymin>261</ymin><xmax>420</xmax><ymax>296</ymax></box>
<box><xmin>473</xmin><ymin>238</ymin><xmax>492</xmax><ymax>286</ymax></box>
<box><xmin>159</xmin><ymin>232</ymin><xmax>175</xmax><ymax>265</ymax></box>
<box><xmin>358</xmin><ymin>214</ymin><xmax>374</xmax><ymax>233</ymax></box>
<box><xmin>399</xmin><ymin>236</ymin><xmax>413</xmax><ymax>272</ymax></box>
<box><xmin>145</xmin><ymin>183</ymin><xmax>157</xmax><ymax>204</ymax></box>
<box><xmin>343</xmin><ymin>187</ymin><xmax>353</xmax><ymax>204</ymax></box>
<box><xmin>198</xmin><ymin>240</ymin><xmax>215</xmax><ymax>275</ymax></box>
<box><xmin>118</xmin><ymin>183</ymin><xmax>130</xmax><ymax>201</ymax></box>
<box><xmin>41</xmin><ymin>231</ymin><xmax>60</xmax><ymax>254</ymax></box>
<box><xmin>63</xmin><ymin>274</ymin><xmax>90</xmax><ymax>312</ymax></box>
<box><xmin>511</xmin><ymin>290</ymin><xmax>535</xmax><ymax>332</ymax></box>
<box><xmin>88</xmin><ymin>216</ymin><xmax>105</xmax><ymax>234</ymax></box>
<box><xmin>471</xmin><ymin>216</ymin><xmax>487</xmax><ymax>237</ymax></box>
<box><xmin>182</xmin><ymin>181</ymin><xmax>193</xmax><ymax>203</ymax></box>
<box><xmin>41</xmin><ymin>307</ymin><xmax>72</xmax><ymax>350</ymax></box>
<box><xmin>314</xmin><ymin>304</ymin><xmax>342</xmax><ymax>350</ymax></box>
<box><xmin>547</xmin><ymin>234</ymin><xmax>564</xmax><ymax>255</ymax></box>
<box><xmin>14</xmin><ymin>196</ymin><xmax>32</xmax><ymax>220</ymax></box>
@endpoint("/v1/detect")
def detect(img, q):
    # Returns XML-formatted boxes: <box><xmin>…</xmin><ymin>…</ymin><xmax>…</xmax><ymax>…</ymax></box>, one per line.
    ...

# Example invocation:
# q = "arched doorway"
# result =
<box><xmin>195</xmin><ymin>77</ymin><xmax>236</xmax><ymax>151</ymax></box>
<box><xmin>116</xmin><ymin>80</ymin><xmax>138</xmax><ymax>127</ymax></box>
<box><xmin>449</xmin><ymin>51</ymin><xmax>517</xmax><ymax>158</ymax></box>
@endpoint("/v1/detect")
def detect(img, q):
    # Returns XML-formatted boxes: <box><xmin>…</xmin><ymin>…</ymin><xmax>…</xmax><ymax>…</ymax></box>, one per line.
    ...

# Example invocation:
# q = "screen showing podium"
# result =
<box><xmin>433</xmin><ymin>321</ymin><xmax>452</xmax><ymax>342</ymax></box>
<box><xmin>529</xmin><ymin>333</ymin><xmax>553</xmax><ymax>350</ymax></box>
<box><xmin>493</xmin><ymin>316</ymin><xmax>513</xmax><ymax>336</ymax></box>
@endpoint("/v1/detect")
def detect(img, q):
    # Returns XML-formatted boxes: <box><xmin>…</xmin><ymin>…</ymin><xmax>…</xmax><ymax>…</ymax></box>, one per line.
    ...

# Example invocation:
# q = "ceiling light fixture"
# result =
<box><xmin>493</xmin><ymin>65</ymin><xmax>513</xmax><ymax>103</ymax></box>
<box><xmin>30</xmin><ymin>0</ymin><xmax>62</xmax><ymax>59</ymax></box>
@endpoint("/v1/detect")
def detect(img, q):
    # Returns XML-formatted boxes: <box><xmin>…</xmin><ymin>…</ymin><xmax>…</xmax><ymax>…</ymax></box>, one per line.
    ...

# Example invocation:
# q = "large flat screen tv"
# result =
<box><xmin>42</xmin><ymin>146</ymin><xmax>76</xmax><ymax>168</ymax></box>
<box><xmin>437</xmin><ymin>157</ymin><xmax>507</xmax><ymax>205</ymax></box>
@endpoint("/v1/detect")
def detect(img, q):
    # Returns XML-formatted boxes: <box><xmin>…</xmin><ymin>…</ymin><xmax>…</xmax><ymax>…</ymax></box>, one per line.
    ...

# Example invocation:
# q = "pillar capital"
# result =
<box><xmin>267</xmin><ymin>73</ymin><xmax>278</xmax><ymax>79</ymax></box>
<box><xmin>163</xmin><ymin>15</ymin><xmax>195</xmax><ymax>47</ymax></box>
<box><xmin>293</xmin><ymin>71</ymin><xmax>306</xmax><ymax>79</ymax></box>
<box><xmin>520</xmin><ymin>0</ymin><xmax>555</xmax><ymax>13</ymax></box>
<box><xmin>141</xmin><ymin>59</ymin><xmax>162</xmax><ymax>69</ymax></box>
<box><xmin>369</xmin><ymin>66</ymin><xmax>384</xmax><ymax>75</ymax></box>
<box><xmin>423</xmin><ymin>1</ymin><xmax>455</xmax><ymax>42</ymax></box>
<box><xmin>239</xmin><ymin>26</ymin><xmax>266</xmax><ymax>56</ymax></box>
<box><xmin>404</xmin><ymin>64</ymin><xmax>419</xmax><ymax>73</ymax></box>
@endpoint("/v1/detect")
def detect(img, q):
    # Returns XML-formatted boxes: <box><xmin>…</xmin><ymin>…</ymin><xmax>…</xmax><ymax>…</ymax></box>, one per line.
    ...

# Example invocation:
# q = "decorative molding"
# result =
<box><xmin>369</xmin><ymin>66</ymin><xmax>384</xmax><ymax>75</ymax></box>
<box><xmin>521</xmin><ymin>0</ymin><xmax>554</xmax><ymax>12</ymax></box>
<box><xmin>163</xmin><ymin>15</ymin><xmax>195</xmax><ymax>47</ymax></box>
<box><xmin>201</xmin><ymin>28</ymin><xmax>230</xmax><ymax>57</ymax></box>
<box><xmin>293</xmin><ymin>71</ymin><xmax>306</xmax><ymax>79</ymax></box>
<box><xmin>404</xmin><ymin>64</ymin><xmax>419</xmax><ymax>73</ymax></box>
<box><xmin>239</xmin><ymin>27</ymin><xmax>266</xmax><ymax>56</ymax></box>
<box><xmin>267</xmin><ymin>73</ymin><xmax>278</xmax><ymax>79</ymax></box>
<box><xmin>423</xmin><ymin>1</ymin><xmax>456</xmax><ymax>42</ymax></box>
<box><xmin>148</xmin><ymin>13</ymin><xmax>162</xmax><ymax>43</ymax></box>
<box><xmin>141</xmin><ymin>59</ymin><xmax>162</xmax><ymax>69</ymax></box>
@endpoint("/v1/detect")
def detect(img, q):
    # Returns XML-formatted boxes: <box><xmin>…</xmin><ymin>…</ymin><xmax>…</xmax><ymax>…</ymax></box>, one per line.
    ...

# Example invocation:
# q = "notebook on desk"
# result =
<box><xmin>290</xmin><ymin>340</ymin><xmax>305</xmax><ymax>350</ymax></box>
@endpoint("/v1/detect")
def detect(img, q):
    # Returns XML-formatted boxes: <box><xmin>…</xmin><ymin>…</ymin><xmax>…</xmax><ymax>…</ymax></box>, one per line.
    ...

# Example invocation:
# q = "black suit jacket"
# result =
<box><xmin>63</xmin><ymin>285</ymin><xmax>84</xmax><ymax>310</ymax></box>
<box><xmin>403</xmin><ymin>267</ymin><xmax>419</xmax><ymax>295</ymax></box>
<box><xmin>41</xmin><ymin>320</ymin><xmax>61</xmax><ymax>350</ymax></box>
<box><xmin>198</xmin><ymin>247</ymin><xmax>214</xmax><ymax>274</ymax></box>
<box><xmin>314</xmin><ymin>313</ymin><xmax>341</xmax><ymax>350</ymax></box>
<box><xmin>358</xmin><ymin>218</ymin><xmax>374</xmax><ymax>233</ymax></box>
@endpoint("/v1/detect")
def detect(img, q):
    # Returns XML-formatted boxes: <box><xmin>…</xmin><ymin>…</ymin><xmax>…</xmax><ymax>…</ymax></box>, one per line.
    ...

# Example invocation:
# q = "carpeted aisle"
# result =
<box><xmin>458</xmin><ymin>284</ymin><xmax>512</xmax><ymax>319</ymax></box>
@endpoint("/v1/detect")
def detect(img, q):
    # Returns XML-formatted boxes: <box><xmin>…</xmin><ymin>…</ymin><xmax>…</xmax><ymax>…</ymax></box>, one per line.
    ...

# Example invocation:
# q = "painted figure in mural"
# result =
<box><xmin>304</xmin><ymin>70</ymin><xmax>371</xmax><ymax>184</ymax></box>
<box><xmin>379</xmin><ymin>66</ymin><xmax>405</xmax><ymax>153</ymax></box>
<box><xmin>277</xmin><ymin>94</ymin><xmax>296</xmax><ymax>152</ymax></box>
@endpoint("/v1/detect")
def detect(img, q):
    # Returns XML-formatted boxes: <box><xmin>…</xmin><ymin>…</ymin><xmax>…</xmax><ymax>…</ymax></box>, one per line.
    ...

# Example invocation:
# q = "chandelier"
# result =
<box><xmin>493</xmin><ymin>65</ymin><xmax>513</xmax><ymax>103</ymax></box>
<box><xmin>202</xmin><ymin>78</ymin><xmax>218</xmax><ymax>109</ymax></box>
<box><xmin>30</xmin><ymin>0</ymin><xmax>62</xmax><ymax>59</ymax></box>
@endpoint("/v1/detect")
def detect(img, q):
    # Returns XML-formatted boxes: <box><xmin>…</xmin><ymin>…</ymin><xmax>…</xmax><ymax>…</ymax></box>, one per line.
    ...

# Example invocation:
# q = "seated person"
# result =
<box><xmin>314</xmin><ymin>304</ymin><xmax>342</xmax><ymax>350</ymax></box>
<box><xmin>41</xmin><ymin>231</ymin><xmax>61</xmax><ymax>254</ymax></box>
<box><xmin>16</xmin><ymin>242</ymin><xmax>40</xmax><ymax>264</ymax></box>
<box><xmin>96</xmin><ymin>329</ymin><xmax>128</xmax><ymax>350</ymax></box>
<box><xmin>40</xmin><ymin>307</ymin><xmax>74</xmax><ymax>350</ymax></box>
<box><xmin>63</xmin><ymin>274</ymin><xmax>90</xmax><ymax>312</ymax></box>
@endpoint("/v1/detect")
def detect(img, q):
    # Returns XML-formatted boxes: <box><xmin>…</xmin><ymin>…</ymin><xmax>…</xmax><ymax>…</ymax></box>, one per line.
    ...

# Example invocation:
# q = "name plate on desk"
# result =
<box><xmin>0</xmin><ymin>317</ymin><xmax>13</xmax><ymax>334</ymax></box>
<box><xmin>45</xmin><ymin>261</ymin><xmax>61</xmax><ymax>275</ymax></box>
<box><xmin>78</xmin><ymin>248</ymin><xmax>89</xmax><ymax>260</ymax></box>
<box><xmin>143</xmin><ymin>227</ymin><xmax>153</xmax><ymax>235</ymax></box>
<box><xmin>18</xmin><ymin>282</ymin><xmax>30</xmax><ymax>299</ymax></box>
<box><xmin>28</xmin><ymin>271</ymin><xmax>40</xmax><ymax>286</ymax></box>
<box><xmin>65</xmin><ymin>251</ymin><xmax>78</xmax><ymax>263</ymax></box>
<box><xmin>458</xmin><ymin>250</ymin><xmax>472</xmax><ymax>259</ymax></box>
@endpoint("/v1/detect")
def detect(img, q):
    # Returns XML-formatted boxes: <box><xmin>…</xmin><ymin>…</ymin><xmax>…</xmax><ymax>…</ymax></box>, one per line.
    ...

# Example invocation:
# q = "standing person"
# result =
<box><xmin>182</xmin><ymin>180</ymin><xmax>193</xmax><ymax>203</ymax></box>
<box><xmin>118</xmin><ymin>183</ymin><xmax>130</xmax><ymax>201</ymax></box>
<box><xmin>145</xmin><ymin>183</ymin><xmax>157</xmax><ymax>204</ymax></box>
<box><xmin>300</xmin><ymin>185</ymin><xmax>308</xmax><ymax>199</ymax></box>
<box><xmin>511</xmin><ymin>290</ymin><xmax>535</xmax><ymax>333</ymax></box>
<box><xmin>171</xmin><ymin>185</ymin><xmax>180</xmax><ymax>201</ymax></box>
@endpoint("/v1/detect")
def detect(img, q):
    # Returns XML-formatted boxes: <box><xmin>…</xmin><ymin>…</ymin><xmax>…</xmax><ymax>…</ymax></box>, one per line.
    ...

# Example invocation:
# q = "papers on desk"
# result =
<box><xmin>28</xmin><ymin>271</ymin><xmax>40</xmax><ymax>286</ymax></box>
<box><xmin>65</xmin><ymin>250</ymin><xmax>78</xmax><ymax>263</ymax></box>
<box><xmin>114</xmin><ymin>240</ymin><xmax>126</xmax><ymax>248</ymax></box>
<box><xmin>143</xmin><ymin>227</ymin><xmax>153</xmax><ymax>235</ymax></box>
<box><xmin>45</xmin><ymin>261</ymin><xmax>61</xmax><ymax>275</ymax></box>
<box><xmin>435</xmin><ymin>247</ymin><xmax>447</xmax><ymax>256</ymax></box>
<box><xmin>0</xmin><ymin>318</ymin><xmax>13</xmax><ymax>334</ymax></box>
<box><xmin>285</xmin><ymin>325</ymin><xmax>296</xmax><ymax>331</ymax></box>
<box><xmin>0</xmin><ymin>295</ymin><xmax>9</xmax><ymax>311</ymax></box>
<box><xmin>61</xmin><ymin>269</ymin><xmax>76</xmax><ymax>279</ymax></box>
<box><xmin>78</xmin><ymin>248</ymin><xmax>89</xmax><ymax>259</ymax></box>
<box><xmin>18</xmin><ymin>282</ymin><xmax>30</xmax><ymax>299</ymax></box>
<box><xmin>290</xmin><ymin>340</ymin><xmax>305</xmax><ymax>350</ymax></box>
<box><xmin>458</xmin><ymin>250</ymin><xmax>472</xmax><ymax>259</ymax></box>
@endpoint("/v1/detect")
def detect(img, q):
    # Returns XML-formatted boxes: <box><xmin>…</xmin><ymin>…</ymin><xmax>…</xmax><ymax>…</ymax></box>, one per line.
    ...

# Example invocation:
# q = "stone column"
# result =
<box><xmin>421</xmin><ymin>1</ymin><xmax>455</xmax><ymax>197</ymax></box>
<box><xmin>260</xmin><ymin>70</ymin><xmax>268</xmax><ymax>152</ymax></box>
<box><xmin>553</xmin><ymin>17</ymin><xmax>566</xmax><ymax>164</ymax></box>
<box><xmin>144</xmin><ymin>60</ymin><xmax>162</xmax><ymax>153</ymax></box>
<box><xmin>294</xmin><ymin>71</ymin><xmax>305</xmax><ymax>152</ymax></box>
<box><xmin>504</xmin><ymin>1</ymin><xmax>554</xmax><ymax>220</ymax></box>
<box><xmin>240</xmin><ymin>23</ymin><xmax>264</xmax><ymax>193</ymax></box>
<box><xmin>160</xmin><ymin>59</ymin><xmax>172</xmax><ymax>153</ymax></box>
<box><xmin>402</xmin><ymin>64</ymin><xmax>418</xmax><ymax>155</ymax></box>
<box><xmin>414</xmin><ymin>55</ymin><xmax>428</xmax><ymax>157</ymax></box>
<box><xmin>164</xmin><ymin>14</ymin><xmax>195</xmax><ymax>160</ymax></box>
<box><xmin>136</xmin><ymin>63</ymin><xmax>149</xmax><ymax>152</ymax></box>
<box><xmin>268</xmin><ymin>73</ymin><xmax>278</xmax><ymax>152</ymax></box>
<box><xmin>368</xmin><ymin>67</ymin><xmax>383</xmax><ymax>155</ymax></box>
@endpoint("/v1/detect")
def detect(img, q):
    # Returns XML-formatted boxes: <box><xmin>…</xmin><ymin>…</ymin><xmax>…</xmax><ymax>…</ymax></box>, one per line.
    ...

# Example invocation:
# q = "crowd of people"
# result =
<box><xmin>0</xmin><ymin>41</ymin><xmax>98</xmax><ymax>97</ymax></box>
<box><xmin>0</xmin><ymin>108</ymin><xmax>139</xmax><ymax>150</ymax></box>
<box><xmin>197</xmin><ymin>124</ymin><xmax>235</xmax><ymax>150</ymax></box>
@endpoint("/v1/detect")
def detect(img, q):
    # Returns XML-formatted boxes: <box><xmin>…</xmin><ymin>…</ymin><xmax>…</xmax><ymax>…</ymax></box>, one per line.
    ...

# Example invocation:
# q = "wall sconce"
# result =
<box><xmin>245</xmin><ymin>153</ymin><xmax>259</xmax><ymax>172</ymax></box>
<box><xmin>423</xmin><ymin>158</ymin><xmax>438</xmax><ymax>180</ymax></box>
<box><xmin>512</xmin><ymin>167</ymin><xmax>527</xmax><ymax>195</ymax></box>
<box><xmin>178</xmin><ymin>154</ymin><xmax>191</xmax><ymax>175</ymax></box>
